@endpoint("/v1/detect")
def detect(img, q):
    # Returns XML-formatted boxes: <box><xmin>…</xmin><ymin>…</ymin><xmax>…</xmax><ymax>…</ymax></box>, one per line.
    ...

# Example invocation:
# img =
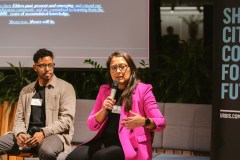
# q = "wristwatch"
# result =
<box><xmin>144</xmin><ymin>117</ymin><xmax>151</xmax><ymax>126</ymax></box>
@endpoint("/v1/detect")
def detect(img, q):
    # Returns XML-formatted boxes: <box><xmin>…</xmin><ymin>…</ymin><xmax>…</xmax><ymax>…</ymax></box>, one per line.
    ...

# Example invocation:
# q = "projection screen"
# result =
<box><xmin>0</xmin><ymin>0</ymin><xmax>149</xmax><ymax>68</ymax></box>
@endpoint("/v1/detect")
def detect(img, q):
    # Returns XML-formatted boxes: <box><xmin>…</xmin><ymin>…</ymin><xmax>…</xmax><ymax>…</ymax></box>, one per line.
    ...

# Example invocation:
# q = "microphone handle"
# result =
<box><xmin>110</xmin><ymin>88</ymin><xmax>117</xmax><ymax>99</ymax></box>
<box><xmin>107</xmin><ymin>81</ymin><xmax>119</xmax><ymax>115</ymax></box>
<box><xmin>107</xmin><ymin>88</ymin><xmax>117</xmax><ymax>115</ymax></box>
<box><xmin>106</xmin><ymin>109</ymin><xmax>111</xmax><ymax>115</ymax></box>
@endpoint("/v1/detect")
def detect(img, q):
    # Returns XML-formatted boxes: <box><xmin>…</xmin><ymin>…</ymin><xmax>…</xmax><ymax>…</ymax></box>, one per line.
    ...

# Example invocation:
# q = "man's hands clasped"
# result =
<box><xmin>17</xmin><ymin>131</ymin><xmax>45</xmax><ymax>148</ymax></box>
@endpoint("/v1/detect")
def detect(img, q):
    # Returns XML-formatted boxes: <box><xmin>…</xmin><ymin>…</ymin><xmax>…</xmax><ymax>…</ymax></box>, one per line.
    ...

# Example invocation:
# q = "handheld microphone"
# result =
<box><xmin>107</xmin><ymin>81</ymin><xmax>119</xmax><ymax>114</ymax></box>
<box><xmin>110</xmin><ymin>81</ymin><xmax>119</xmax><ymax>99</ymax></box>
<box><xmin>19</xmin><ymin>126</ymin><xmax>41</xmax><ymax>150</ymax></box>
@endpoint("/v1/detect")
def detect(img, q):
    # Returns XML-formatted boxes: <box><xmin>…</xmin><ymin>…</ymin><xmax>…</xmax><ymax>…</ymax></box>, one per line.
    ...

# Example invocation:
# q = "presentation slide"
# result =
<box><xmin>0</xmin><ymin>0</ymin><xmax>149</xmax><ymax>68</ymax></box>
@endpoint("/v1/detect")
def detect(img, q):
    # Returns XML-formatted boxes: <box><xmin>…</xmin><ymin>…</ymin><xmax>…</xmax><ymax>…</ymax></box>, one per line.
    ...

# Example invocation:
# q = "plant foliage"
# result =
<box><xmin>158</xmin><ymin>40</ymin><xmax>212</xmax><ymax>103</ymax></box>
<box><xmin>180</xmin><ymin>15</ymin><xmax>203</xmax><ymax>25</ymax></box>
<box><xmin>55</xmin><ymin>59</ymin><xmax>107</xmax><ymax>99</ymax></box>
<box><xmin>0</xmin><ymin>62</ymin><xmax>35</xmax><ymax>107</ymax></box>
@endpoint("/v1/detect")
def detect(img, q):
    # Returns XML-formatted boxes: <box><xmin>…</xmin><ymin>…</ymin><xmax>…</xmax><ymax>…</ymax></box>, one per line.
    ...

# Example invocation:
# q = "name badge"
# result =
<box><xmin>112</xmin><ymin>105</ymin><xmax>121</xmax><ymax>114</ymax></box>
<box><xmin>31</xmin><ymin>98</ymin><xmax>42</xmax><ymax>106</ymax></box>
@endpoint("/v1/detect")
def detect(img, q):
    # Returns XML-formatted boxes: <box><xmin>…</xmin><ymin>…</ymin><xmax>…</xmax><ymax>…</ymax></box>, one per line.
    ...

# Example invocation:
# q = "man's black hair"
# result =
<box><xmin>33</xmin><ymin>48</ymin><xmax>54</xmax><ymax>63</ymax></box>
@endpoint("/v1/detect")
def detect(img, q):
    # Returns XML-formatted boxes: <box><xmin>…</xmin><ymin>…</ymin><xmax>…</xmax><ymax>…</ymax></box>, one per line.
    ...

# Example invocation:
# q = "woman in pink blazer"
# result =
<box><xmin>66</xmin><ymin>51</ymin><xmax>165</xmax><ymax>160</ymax></box>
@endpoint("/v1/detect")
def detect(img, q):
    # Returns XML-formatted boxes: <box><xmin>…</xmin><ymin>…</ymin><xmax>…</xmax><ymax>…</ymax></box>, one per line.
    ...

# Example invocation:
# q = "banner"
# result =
<box><xmin>212</xmin><ymin>1</ymin><xmax>240</xmax><ymax>160</ymax></box>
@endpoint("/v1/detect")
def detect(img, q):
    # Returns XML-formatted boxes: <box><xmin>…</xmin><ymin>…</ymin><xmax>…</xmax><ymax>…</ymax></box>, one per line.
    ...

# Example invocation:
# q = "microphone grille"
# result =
<box><xmin>112</xmin><ymin>81</ymin><xmax>119</xmax><ymax>89</ymax></box>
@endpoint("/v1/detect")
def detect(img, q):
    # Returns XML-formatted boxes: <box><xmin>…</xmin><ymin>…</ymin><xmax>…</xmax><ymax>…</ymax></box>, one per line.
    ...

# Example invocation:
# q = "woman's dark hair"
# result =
<box><xmin>33</xmin><ymin>48</ymin><xmax>54</xmax><ymax>63</ymax></box>
<box><xmin>106</xmin><ymin>51</ymin><xmax>138</xmax><ymax>111</ymax></box>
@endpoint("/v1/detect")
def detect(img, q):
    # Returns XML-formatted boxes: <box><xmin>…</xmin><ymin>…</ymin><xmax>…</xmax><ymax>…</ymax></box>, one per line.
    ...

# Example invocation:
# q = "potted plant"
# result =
<box><xmin>0</xmin><ymin>62</ymin><xmax>34</xmax><ymax>135</ymax></box>
<box><xmin>158</xmin><ymin>39</ymin><xmax>212</xmax><ymax>104</ymax></box>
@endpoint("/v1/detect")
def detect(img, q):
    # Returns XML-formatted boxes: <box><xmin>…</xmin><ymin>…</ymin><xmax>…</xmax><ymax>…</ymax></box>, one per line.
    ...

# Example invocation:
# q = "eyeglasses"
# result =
<box><xmin>36</xmin><ymin>63</ymin><xmax>55</xmax><ymax>70</ymax></box>
<box><xmin>110</xmin><ymin>64</ymin><xmax>128</xmax><ymax>72</ymax></box>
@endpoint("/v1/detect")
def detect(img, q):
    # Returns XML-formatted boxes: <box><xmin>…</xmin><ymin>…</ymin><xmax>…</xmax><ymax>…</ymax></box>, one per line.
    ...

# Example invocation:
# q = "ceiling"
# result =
<box><xmin>160</xmin><ymin>0</ymin><xmax>213</xmax><ymax>6</ymax></box>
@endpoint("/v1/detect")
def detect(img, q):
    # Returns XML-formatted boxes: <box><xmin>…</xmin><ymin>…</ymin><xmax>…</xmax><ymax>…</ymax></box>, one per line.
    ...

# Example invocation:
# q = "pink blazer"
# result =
<box><xmin>87</xmin><ymin>82</ymin><xmax>166</xmax><ymax>160</ymax></box>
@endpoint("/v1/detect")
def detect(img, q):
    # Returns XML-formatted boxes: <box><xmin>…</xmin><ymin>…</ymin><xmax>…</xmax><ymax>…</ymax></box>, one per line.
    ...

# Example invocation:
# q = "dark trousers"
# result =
<box><xmin>0</xmin><ymin>133</ymin><xmax>63</xmax><ymax>160</ymax></box>
<box><xmin>66</xmin><ymin>138</ymin><xmax>124</xmax><ymax>160</ymax></box>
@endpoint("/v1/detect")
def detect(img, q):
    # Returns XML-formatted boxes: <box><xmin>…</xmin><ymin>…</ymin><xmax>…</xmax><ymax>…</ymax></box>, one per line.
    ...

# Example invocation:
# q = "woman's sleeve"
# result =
<box><xmin>87</xmin><ymin>85</ymin><xmax>107</xmax><ymax>131</ymax></box>
<box><xmin>143</xmin><ymin>84</ymin><xmax>166</xmax><ymax>132</ymax></box>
